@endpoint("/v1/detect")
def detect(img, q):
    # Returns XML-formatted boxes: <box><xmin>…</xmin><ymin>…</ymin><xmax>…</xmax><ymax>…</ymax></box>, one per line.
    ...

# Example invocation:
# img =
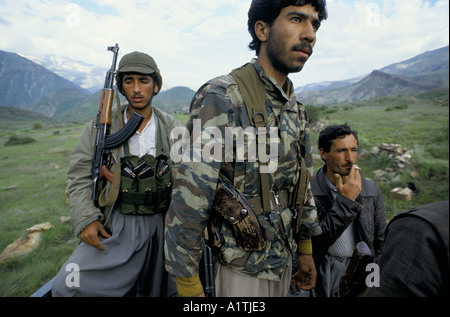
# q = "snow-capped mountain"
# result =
<box><xmin>18</xmin><ymin>53</ymin><xmax>105</xmax><ymax>93</ymax></box>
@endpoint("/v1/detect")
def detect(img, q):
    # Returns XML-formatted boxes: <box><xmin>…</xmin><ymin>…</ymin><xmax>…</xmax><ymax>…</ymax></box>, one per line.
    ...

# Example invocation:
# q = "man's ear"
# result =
<box><xmin>319</xmin><ymin>148</ymin><xmax>328</xmax><ymax>161</ymax></box>
<box><xmin>254</xmin><ymin>20</ymin><xmax>269</xmax><ymax>42</ymax></box>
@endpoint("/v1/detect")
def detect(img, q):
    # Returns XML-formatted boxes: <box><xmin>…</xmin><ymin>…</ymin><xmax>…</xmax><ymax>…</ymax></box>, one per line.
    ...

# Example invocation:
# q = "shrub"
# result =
<box><xmin>32</xmin><ymin>122</ymin><xmax>43</xmax><ymax>130</ymax></box>
<box><xmin>4</xmin><ymin>135</ymin><xmax>37</xmax><ymax>146</ymax></box>
<box><xmin>385</xmin><ymin>104</ymin><xmax>408</xmax><ymax>111</ymax></box>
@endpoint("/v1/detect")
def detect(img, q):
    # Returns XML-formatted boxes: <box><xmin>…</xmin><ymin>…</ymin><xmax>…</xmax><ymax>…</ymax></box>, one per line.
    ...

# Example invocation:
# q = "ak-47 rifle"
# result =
<box><xmin>91</xmin><ymin>43</ymin><xmax>144</xmax><ymax>207</ymax></box>
<box><xmin>339</xmin><ymin>241</ymin><xmax>374</xmax><ymax>297</ymax></box>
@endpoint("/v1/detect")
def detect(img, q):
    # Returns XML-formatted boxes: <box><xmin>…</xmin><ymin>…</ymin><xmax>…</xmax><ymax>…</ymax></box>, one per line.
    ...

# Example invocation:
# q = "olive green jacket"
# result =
<box><xmin>67</xmin><ymin>105</ymin><xmax>181</xmax><ymax>237</ymax></box>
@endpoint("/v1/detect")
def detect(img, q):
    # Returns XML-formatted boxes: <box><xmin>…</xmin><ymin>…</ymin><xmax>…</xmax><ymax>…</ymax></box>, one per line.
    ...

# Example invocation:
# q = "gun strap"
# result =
<box><xmin>98</xmin><ymin>92</ymin><xmax>123</xmax><ymax>207</ymax></box>
<box><xmin>296</xmin><ymin>156</ymin><xmax>308</xmax><ymax>206</ymax></box>
<box><xmin>230</xmin><ymin>63</ymin><xmax>270</xmax><ymax>213</ymax></box>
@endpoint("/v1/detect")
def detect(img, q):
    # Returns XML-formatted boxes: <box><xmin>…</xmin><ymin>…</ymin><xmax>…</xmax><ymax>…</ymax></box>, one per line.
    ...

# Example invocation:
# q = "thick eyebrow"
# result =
<box><xmin>336</xmin><ymin>146</ymin><xmax>359</xmax><ymax>152</ymax></box>
<box><xmin>286</xmin><ymin>11</ymin><xmax>321</xmax><ymax>28</ymax></box>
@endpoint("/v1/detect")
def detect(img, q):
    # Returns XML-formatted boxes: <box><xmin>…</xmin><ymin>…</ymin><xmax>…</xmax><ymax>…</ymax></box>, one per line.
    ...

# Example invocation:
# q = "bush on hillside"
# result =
<box><xmin>4</xmin><ymin>135</ymin><xmax>37</xmax><ymax>146</ymax></box>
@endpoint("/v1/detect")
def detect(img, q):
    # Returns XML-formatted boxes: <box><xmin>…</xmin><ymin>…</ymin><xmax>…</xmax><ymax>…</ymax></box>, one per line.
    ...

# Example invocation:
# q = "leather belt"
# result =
<box><xmin>248</xmin><ymin>189</ymin><xmax>290</xmax><ymax>215</ymax></box>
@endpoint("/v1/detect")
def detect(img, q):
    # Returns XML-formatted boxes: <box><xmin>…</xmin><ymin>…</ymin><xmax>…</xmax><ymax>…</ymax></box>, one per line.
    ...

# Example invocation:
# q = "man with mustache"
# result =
<box><xmin>309</xmin><ymin>124</ymin><xmax>386</xmax><ymax>297</ymax></box>
<box><xmin>165</xmin><ymin>0</ymin><xmax>327</xmax><ymax>297</ymax></box>
<box><xmin>52</xmin><ymin>52</ymin><xmax>179</xmax><ymax>297</ymax></box>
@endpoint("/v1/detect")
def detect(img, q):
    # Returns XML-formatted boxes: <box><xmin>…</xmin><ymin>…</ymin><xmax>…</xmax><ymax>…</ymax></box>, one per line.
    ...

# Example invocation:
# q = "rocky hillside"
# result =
<box><xmin>0</xmin><ymin>50</ymin><xmax>88</xmax><ymax>109</ymax></box>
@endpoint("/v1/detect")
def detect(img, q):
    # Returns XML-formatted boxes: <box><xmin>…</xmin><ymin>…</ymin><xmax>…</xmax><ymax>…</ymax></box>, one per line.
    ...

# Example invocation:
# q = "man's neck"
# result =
<box><xmin>256</xmin><ymin>56</ymin><xmax>288</xmax><ymax>90</ymax></box>
<box><xmin>127</xmin><ymin>104</ymin><xmax>153</xmax><ymax>133</ymax></box>
<box><xmin>325</xmin><ymin>168</ymin><xmax>337</xmax><ymax>186</ymax></box>
<box><xmin>127</xmin><ymin>104</ymin><xmax>153</xmax><ymax>119</ymax></box>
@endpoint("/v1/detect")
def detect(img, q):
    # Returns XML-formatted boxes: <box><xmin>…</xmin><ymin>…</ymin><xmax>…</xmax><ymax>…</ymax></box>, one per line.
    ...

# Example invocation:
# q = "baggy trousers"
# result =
<box><xmin>52</xmin><ymin>211</ymin><xmax>176</xmax><ymax>297</ymax></box>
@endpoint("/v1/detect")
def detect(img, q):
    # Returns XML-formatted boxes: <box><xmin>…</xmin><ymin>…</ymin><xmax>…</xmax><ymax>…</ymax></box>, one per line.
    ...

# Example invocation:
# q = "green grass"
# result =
<box><xmin>0</xmin><ymin>90</ymin><xmax>448</xmax><ymax>296</ymax></box>
<box><xmin>0</xmin><ymin>123</ymin><xmax>80</xmax><ymax>296</ymax></box>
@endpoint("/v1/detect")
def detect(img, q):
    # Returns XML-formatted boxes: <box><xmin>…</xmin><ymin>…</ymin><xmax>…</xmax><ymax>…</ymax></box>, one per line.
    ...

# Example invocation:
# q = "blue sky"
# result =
<box><xmin>0</xmin><ymin>0</ymin><xmax>448</xmax><ymax>90</ymax></box>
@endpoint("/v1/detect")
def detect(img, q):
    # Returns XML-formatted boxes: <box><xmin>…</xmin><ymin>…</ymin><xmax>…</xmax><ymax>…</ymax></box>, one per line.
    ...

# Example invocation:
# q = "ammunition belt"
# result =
<box><xmin>248</xmin><ymin>189</ymin><xmax>290</xmax><ymax>215</ymax></box>
<box><xmin>118</xmin><ymin>186</ymin><xmax>171</xmax><ymax>207</ymax></box>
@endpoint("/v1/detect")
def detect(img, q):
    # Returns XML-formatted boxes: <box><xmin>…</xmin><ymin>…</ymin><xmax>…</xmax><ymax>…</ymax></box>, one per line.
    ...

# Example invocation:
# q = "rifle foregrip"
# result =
<box><xmin>99</xmin><ymin>89</ymin><xmax>114</xmax><ymax>124</ymax></box>
<box><xmin>104</xmin><ymin>112</ymin><xmax>145</xmax><ymax>149</ymax></box>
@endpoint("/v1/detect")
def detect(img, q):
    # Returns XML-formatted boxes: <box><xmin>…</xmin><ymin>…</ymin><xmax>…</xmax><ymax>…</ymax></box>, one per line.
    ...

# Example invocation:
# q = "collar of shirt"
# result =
<box><xmin>251</xmin><ymin>58</ymin><xmax>297</xmax><ymax>111</ymax></box>
<box><xmin>325</xmin><ymin>176</ymin><xmax>338</xmax><ymax>202</ymax></box>
<box><xmin>123</xmin><ymin>106</ymin><xmax>158</xmax><ymax>157</ymax></box>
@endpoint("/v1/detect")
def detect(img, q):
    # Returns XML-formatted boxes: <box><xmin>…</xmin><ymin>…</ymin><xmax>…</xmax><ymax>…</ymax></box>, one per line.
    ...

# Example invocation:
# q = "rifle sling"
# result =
<box><xmin>296</xmin><ymin>156</ymin><xmax>308</xmax><ymax>206</ymax></box>
<box><xmin>230</xmin><ymin>63</ymin><xmax>309</xmax><ymax>221</ymax></box>
<box><xmin>230</xmin><ymin>63</ymin><xmax>270</xmax><ymax>213</ymax></box>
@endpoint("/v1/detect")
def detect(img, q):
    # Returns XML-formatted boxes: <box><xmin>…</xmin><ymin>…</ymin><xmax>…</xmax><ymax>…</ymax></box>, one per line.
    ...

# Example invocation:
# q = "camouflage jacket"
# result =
<box><xmin>164</xmin><ymin>59</ymin><xmax>321</xmax><ymax>281</ymax></box>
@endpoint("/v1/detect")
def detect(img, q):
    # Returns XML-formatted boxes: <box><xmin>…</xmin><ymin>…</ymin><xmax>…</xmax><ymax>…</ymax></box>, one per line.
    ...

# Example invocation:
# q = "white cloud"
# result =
<box><xmin>291</xmin><ymin>0</ymin><xmax>449</xmax><ymax>86</ymax></box>
<box><xmin>0</xmin><ymin>0</ymin><xmax>448</xmax><ymax>90</ymax></box>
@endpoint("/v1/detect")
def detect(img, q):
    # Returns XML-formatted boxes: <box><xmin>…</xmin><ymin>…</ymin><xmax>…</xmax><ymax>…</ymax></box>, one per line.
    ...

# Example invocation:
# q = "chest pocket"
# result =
<box><xmin>116</xmin><ymin>125</ymin><xmax>172</xmax><ymax>215</ymax></box>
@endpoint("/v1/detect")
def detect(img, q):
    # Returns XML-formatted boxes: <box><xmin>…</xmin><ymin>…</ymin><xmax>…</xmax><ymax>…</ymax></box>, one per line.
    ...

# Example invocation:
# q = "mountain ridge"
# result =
<box><xmin>1</xmin><ymin>45</ymin><xmax>448</xmax><ymax>119</ymax></box>
<box><xmin>297</xmin><ymin>46</ymin><xmax>449</xmax><ymax>105</ymax></box>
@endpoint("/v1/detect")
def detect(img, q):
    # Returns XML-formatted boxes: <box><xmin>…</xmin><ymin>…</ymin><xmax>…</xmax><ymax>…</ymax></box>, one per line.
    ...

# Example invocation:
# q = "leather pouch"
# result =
<box><xmin>212</xmin><ymin>180</ymin><xmax>264</xmax><ymax>251</ymax></box>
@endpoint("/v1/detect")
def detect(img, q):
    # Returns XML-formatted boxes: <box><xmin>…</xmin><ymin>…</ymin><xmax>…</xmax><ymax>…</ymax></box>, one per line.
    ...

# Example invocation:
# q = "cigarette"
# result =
<box><xmin>354</xmin><ymin>165</ymin><xmax>361</xmax><ymax>170</ymax></box>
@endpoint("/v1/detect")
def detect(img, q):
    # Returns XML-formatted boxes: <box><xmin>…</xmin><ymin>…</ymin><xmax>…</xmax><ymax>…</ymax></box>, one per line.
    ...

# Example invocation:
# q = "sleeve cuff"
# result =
<box><xmin>176</xmin><ymin>274</ymin><xmax>204</xmax><ymax>297</ymax></box>
<box><xmin>297</xmin><ymin>238</ymin><xmax>313</xmax><ymax>255</ymax></box>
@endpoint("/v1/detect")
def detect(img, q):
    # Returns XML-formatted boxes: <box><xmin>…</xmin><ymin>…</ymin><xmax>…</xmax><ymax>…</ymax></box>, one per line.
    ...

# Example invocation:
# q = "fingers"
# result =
<box><xmin>293</xmin><ymin>254</ymin><xmax>317</xmax><ymax>290</ymax></box>
<box><xmin>82</xmin><ymin>232</ymin><xmax>105</xmax><ymax>251</ymax></box>
<box><xmin>78</xmin><ymin>221</ymin><xmax>110</xmax><ymax>251</ymax></box>
<box><xmin>92</xmin><ymin>237</ymin><xmax>105</xmax><ymax>251</ymax></box>
<box><xmin>99</xmin><ymin>227</ymin><xmax>111</xmax><ymax>239</ymax></box>
<box><xmin>334</xmin><ymin>173</ymin><xmax>343</xmax><ymax>192</ymax></box>
<box><xmin>291</xmin><ymin>272</ymin><xmax>316</xmax><ymax>291</ymax></box>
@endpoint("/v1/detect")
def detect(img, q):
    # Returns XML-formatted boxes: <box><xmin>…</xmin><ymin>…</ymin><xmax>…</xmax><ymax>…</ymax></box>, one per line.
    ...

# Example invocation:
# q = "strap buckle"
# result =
<box><xmin>251</xmin><ymin>112</ymin><xmax>268</xmax><ymax>135</ymax></box>
<box><xmin>274</xmin><ymin>192</ymin><xmax>280</xmax><ymax>207</ymax></box>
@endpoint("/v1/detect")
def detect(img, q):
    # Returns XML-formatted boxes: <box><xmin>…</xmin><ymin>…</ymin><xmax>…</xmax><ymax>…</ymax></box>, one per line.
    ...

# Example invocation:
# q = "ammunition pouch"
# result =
<box><xmin>209</xmin><ymin>180</ymin><xmax>292</xmax><ymax>252</ymax></box>
<box><xmin>211</xmin><ymin>180</ymin><xmax>264</xmax><ymax>251</ymax></box>
<box><xmin>116</xmin><ymin>153</ymin><xmax>172</xmax><ymax>215</ymax></box>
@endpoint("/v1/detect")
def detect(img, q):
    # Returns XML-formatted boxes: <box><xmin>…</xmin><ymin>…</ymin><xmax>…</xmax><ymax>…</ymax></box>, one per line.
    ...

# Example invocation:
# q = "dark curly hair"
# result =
<box><xmin>318</xmin><ymin>124</ymin><xmax>359</xmax><ymax>154</ymax></box>
<box><xmin>248</xmin><ymin>0</ymin><xmax>328</xmax><ymax>55</ymax></box>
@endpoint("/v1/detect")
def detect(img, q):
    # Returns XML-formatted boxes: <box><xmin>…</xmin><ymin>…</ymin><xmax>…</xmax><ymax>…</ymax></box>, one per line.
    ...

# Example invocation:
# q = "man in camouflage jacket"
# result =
<box><xmin>165</xmin><ymin>0</ymin><xmax>328</xmax><ymax>297</ymax></box>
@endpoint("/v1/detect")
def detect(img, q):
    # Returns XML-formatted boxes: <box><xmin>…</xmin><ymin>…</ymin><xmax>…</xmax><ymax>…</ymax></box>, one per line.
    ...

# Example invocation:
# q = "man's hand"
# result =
<box><xmin>78</xmin><ymin>220</ymin><xmax>111</xmax><ymax>250</ymax></box>
<box><xmin>291</xmin><ymin>254</ymin><xmax>317</xmax><ymax>291</ymax></box>
<box><xmin>334</xmin><ymin>165</ymin><xmax>361</xmax><ymax>201</ymax></box>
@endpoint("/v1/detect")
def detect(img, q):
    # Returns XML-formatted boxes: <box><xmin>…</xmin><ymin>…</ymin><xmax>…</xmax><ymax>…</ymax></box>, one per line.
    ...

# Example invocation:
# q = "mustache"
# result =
<box><xmin>293</xmin><ymin>42</ymin><xmax>313</xmax><ymax>56</ymax></box>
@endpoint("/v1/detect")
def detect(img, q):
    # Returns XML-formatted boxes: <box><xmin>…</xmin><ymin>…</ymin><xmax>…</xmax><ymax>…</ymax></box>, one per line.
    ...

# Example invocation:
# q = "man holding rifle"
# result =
<box><xmin>52</xmin><ymin>50</ymin><xmax>179</xmax><ymax>297</ymax></box>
